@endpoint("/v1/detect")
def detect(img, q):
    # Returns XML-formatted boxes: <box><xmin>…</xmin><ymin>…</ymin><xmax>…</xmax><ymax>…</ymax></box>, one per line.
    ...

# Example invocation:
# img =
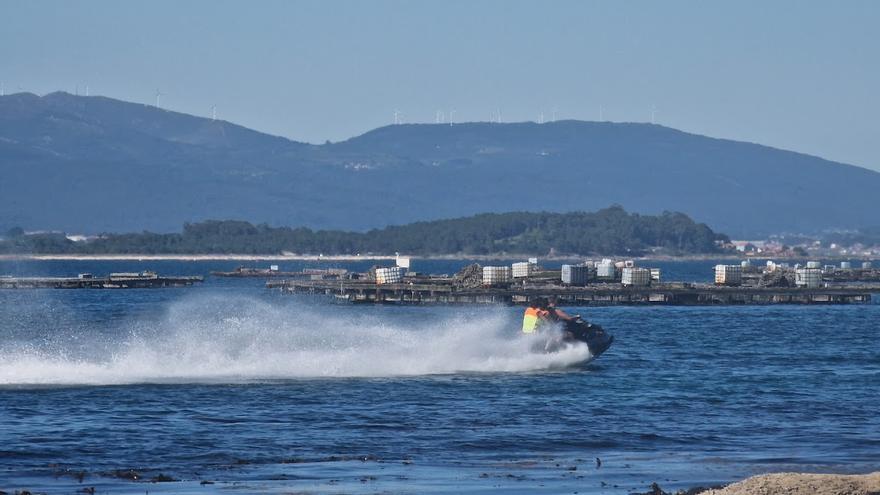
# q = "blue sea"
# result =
<box><xmin>1</xmin><ymin>259</ymin><xmax>878</xmax><ymax>494</ymax></box>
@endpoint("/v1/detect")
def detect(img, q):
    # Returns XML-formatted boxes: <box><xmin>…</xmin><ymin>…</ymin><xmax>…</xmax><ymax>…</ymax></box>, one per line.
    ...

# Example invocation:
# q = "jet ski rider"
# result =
<box><xmin>547</xmin><ymin>296</ymin><xmax>578</xmax><ymax>322</ymax></box>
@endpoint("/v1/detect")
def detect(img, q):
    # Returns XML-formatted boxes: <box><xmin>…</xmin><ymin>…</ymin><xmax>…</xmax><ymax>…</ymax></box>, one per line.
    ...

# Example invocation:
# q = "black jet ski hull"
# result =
<box><xmin>561</xmin><ymin>318</ymin><xmax>614</xmax><ymax>358</ymax></box>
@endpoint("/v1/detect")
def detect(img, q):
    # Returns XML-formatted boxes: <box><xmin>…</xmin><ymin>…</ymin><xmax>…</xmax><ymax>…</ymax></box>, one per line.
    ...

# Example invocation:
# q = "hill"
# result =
<box><xmin>1</xmin><ymin>92</ymin><xmax>877</xmax><ymax>237</ymax></box>
<box><xmin>0</xmin><ymin>207</ymin><xmax>725</xmax><ymax>256</ymax></box>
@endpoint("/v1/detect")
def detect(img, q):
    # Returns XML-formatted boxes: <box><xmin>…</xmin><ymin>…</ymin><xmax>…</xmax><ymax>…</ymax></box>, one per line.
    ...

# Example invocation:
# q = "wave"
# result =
<box><xmin>0</xmin><ymin>295</ymin><xmax>592</xmax><ymax>385</ymax></box>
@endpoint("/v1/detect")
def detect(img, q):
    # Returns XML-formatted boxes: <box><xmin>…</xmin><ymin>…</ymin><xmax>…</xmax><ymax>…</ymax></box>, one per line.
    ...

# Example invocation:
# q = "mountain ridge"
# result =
<box><xmin>1</xmin><ymin>92</ymin><xmax>876</xmax><ymax>237</ymax></box>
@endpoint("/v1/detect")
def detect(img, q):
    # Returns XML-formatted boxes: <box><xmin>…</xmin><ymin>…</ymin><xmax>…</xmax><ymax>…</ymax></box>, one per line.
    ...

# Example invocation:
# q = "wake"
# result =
<box><xmin>0</xmin><ymin>295</ymin><xmax>592</xmax><ymax>385</ymax></box>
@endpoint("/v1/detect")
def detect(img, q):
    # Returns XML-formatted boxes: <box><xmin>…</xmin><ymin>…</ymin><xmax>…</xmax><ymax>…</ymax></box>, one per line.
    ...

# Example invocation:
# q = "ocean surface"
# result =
<box><xmin>1</xmin><ymin>259</ymin><xmax>878</xmax><ymax>494</ymax></box>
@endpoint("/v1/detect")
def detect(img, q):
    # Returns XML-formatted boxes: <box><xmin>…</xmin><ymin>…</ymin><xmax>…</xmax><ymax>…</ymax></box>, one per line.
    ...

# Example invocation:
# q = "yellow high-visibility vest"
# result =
<box><xmin>522</xmin><ymin>307</ymin><xmax>546</xmax><ymax>333</ymax></box>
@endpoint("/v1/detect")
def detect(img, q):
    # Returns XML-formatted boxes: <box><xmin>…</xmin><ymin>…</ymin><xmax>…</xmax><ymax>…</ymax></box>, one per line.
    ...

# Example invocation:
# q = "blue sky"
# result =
<box><xmin>2</xmin><ymin>0</ymin><xmax>878</xmax><ymax>170</ymax></box>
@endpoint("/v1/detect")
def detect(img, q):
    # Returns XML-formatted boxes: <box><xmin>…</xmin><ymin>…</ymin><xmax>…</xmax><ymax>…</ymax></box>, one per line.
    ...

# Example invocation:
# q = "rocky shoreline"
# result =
<box><xmin>638</xmin><ymin>471</ymin><xmax>880</xmax><ymax>495</ymax></box>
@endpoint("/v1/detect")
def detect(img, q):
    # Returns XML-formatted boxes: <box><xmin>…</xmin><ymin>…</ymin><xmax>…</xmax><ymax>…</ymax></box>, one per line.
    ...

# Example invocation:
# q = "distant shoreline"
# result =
<box><xmin>0</xmin><ymin>253</ymin><xmax>864</xmax><ymax>262</ymax></box>
<box><xmin>0</xmin><ymin>254</ymin><xmax>397</xmax><ymax>262</ymax></box>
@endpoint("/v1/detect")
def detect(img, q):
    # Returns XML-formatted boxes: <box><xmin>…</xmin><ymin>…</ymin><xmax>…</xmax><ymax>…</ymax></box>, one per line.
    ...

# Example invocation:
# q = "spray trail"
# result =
<box><xmin>0</xmin><ymin>295</ymin><xmax>592</xmax><ymax>385</ymax></box>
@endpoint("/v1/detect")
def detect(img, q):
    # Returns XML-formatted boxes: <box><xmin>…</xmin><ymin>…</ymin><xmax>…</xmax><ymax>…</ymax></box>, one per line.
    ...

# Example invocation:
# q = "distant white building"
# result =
<box><xmin>731</xmin><ymin>240</ymin><xmax>765</xmax><ymax>253</ymax></box>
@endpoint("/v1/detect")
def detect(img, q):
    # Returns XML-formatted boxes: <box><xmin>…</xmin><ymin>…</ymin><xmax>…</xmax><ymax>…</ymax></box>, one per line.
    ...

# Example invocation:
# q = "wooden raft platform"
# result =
<box><xmin>267</xmin><ymin>279</ymin><xmax>877</xmax><ymax>305</ymax></box>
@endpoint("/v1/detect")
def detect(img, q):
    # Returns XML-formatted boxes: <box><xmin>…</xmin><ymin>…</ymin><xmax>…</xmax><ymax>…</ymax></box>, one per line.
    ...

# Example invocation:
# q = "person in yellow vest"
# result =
<box><xmin>522</xmin><ymin>298</ymin><xmax>551</xmax><ymax>334</ymax></box>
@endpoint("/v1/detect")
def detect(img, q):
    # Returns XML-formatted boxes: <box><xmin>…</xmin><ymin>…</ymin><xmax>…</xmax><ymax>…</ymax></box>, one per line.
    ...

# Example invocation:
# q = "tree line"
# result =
<box><xmin>1</xmin><ymin>206</ymin><xmax>728</xmax><ymax>255</ymax></box>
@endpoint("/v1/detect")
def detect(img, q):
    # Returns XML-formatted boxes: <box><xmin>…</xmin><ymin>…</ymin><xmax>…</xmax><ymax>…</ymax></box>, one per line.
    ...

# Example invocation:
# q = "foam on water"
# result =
<box><xmin>0</xmin><ymin>295</ymin><xmax>591</xmax><ymax>385</ymax></box>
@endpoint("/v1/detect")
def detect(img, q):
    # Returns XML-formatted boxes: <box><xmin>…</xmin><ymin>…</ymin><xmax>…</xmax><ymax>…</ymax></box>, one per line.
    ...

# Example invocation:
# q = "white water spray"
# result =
<box><xmin>0</xmin><ymin>295</ymin><xmax>592</xmax><ymax>385</ymax></box>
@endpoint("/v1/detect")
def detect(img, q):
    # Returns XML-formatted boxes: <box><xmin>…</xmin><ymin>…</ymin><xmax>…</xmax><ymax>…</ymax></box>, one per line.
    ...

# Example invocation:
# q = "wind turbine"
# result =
<box><xmin>0</xmin><ymin>81</ymin><xmax>4</xmax><ymax>96</ymax></box>
<box><xmin>539</xmin><ymin>111</ymin><xmax>545</xmax><ymax>124</ymax></box>
<box><xmin>85</xmin><ymin>85</ymin><xmax>89</xmax><ymax>97</ymax></box>
<box><xmin>651</xmin><ymin>105</ymin><xmax>657</xmax><ymax>124</ymax></box>
<box><xmin>552</xmin><ymin>107</ymin><xmax>558</xmax><ymax>122</ymax></box>
<box><xmin>155</xmin><ymin>89</ymin><xmax>164</xmax><ymax>108</ymax></box>
<box><xmin>212</xmin><ymin>105</ymin><xmax>217</xmax><ymax>121</ymax></box>
<box><xmin>599</xmin><ymin>104</ymin><xmax>604</xmax><ymax>121</ymax></box>
<box><xmin>449</xmin><ymin>109</ymin><xmax>456</xmax><ymax>126</ymax></box>
<box><xmin>393</xmin><ymin>109</ymin><xmax>401</xmax><ymax>125</ymax></box>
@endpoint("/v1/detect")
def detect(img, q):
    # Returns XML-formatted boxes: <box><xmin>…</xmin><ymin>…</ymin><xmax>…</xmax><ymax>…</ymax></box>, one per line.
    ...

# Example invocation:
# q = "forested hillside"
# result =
<box><xmin>0</xmin><ymin>207</ymin><xmax>726</xmax><ymax>256</ymax></box>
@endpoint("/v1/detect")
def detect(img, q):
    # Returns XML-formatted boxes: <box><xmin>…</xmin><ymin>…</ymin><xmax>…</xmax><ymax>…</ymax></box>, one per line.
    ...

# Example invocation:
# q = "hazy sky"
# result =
<box><xmin>2</xmin><ymin>0</ymin><xmax>878</xmax><ymax>170</ymax></box>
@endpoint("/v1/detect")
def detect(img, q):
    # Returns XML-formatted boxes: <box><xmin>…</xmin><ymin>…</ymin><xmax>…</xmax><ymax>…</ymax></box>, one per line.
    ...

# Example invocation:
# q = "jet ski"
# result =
<box><xmin>560</xmin><ymin>317</ymin><xmax>614</xmax><ymax>358</ymax></box>
<box><xmin>535</xmin><ymin>317</ymin><xmax>614</xmax><ymax>358</ymax></box>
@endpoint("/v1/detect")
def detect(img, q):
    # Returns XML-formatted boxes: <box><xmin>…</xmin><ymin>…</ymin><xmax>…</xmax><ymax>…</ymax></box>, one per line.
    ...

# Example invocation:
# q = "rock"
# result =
<box><xmin>110</xmin><ymin>469</ymin><xmax>140</xmax><ymax>481</ymax></box>
<box><xmin>700</xmin><ymin>472</ymin><xmax>880</xmax><ymax>495</ymax></box>
<box><xmin>632</xmin><ymin>482</ymin><xmax>669</xmax><ymax>495</ymax></box>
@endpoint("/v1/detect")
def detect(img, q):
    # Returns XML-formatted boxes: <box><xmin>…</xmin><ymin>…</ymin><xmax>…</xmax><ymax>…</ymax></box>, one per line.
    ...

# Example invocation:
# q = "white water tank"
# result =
<box><xmin>840</xmin><ymin>261</ymin><xmax>852</xmax><ymax>270</ymax></box>
<box><xmin>597</xmin><ymin>260</ymin><xmax>617</xmax><ymax>279</ymax></box>
<box><xmin>795</xmin><ymin>268</ymin><xmax>822</xmax><ymax>288</ymax></box>
<box><xmin>650</xmin><ymin>268</ymin><xmax>661</xmax><ymax>283</ymax></box>
<box><xmin>376</xmin><ymin>266</ymin><xmax>405</xmax><ymax>284</ymax></box>
<box><xmin>482</xmin><ymin>266</ymin><xmax>511</xmax><ymax>285</ymax></box>
<box><xmin>512</xmin><ymin>262</ymin><xmax>534</xmax><ymax>278</ymax></box>
<box><xmin>621</xmin><ymin>267</ymin><xmax>650</xmax><ymax>286</ymax></box>
<box><xmin>715</xmin><ymin>265</ymin><xmax>742</xmax><ymax>286</ymax></box>
<box><xmin>561</xmin><ymin>264</ymin><xmax>592</xmax><ymax>286</ymax></box>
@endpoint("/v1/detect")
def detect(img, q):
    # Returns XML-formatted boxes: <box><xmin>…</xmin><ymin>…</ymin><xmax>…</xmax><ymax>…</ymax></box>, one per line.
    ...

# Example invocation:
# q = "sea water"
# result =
<box><xmin>1</xmin><ymin>260</ymin><xmax>878</xmax><ymax>493</ymax></box>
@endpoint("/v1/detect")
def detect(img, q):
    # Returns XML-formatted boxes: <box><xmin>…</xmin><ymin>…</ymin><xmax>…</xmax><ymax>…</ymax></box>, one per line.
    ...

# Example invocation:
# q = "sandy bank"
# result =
<box><xmin>702</xmin><ymin>471</ymin><xmax>880</xmax><ymax>495</ymax></box>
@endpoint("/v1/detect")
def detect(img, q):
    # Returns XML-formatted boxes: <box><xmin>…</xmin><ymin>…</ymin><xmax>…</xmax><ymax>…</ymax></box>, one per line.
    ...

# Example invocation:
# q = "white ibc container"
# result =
<box><xmin>512</xmin><ymin>262</ymin><xmax>534</xmax><ymax>278</ymax></box>
<box><xmin>376</xmin><ymin>266</ymin><xmax>404</xmax><ymax>284</ymax></box>
<box><xmin>482</xmin><ymin>266</ymin><xmax>511</xmax><ymax>285</ymax></box>
<box><xmin>796</xmin><ymin>268</ymin><xmax>822</xmax><ymax>288</ymax></box>
<box><xmin>840</xmin><ymin>261</ymin><xmax>852</xmax><ymax>270</ymax></box>
<box><xmin>714</xmin><ymin>265</ymin><xmax>742</xmax><ymax>286</ymax></box>
<box><xmin>561</xmin><ymin>264</ymin><xmax>591</xmax><ymax>286</ymax></box>
<box><xmin>597</xmin><ymin>262</ymin><xmax>617</xmax><ymax>279</ymax></box>
<box><xmin>806</xmin><ymin>261</ymin><xmax>821</xmax><ymax>269</ymax></box>
<box><xmin>621</xmin><ymin>267</ymin><xmax>650</xmax><ymax>286</ymax></box>
<box><xmin>650</xmin><ymin>268</ymin><xmax>661</xmax><ymax>282</ymax></box>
